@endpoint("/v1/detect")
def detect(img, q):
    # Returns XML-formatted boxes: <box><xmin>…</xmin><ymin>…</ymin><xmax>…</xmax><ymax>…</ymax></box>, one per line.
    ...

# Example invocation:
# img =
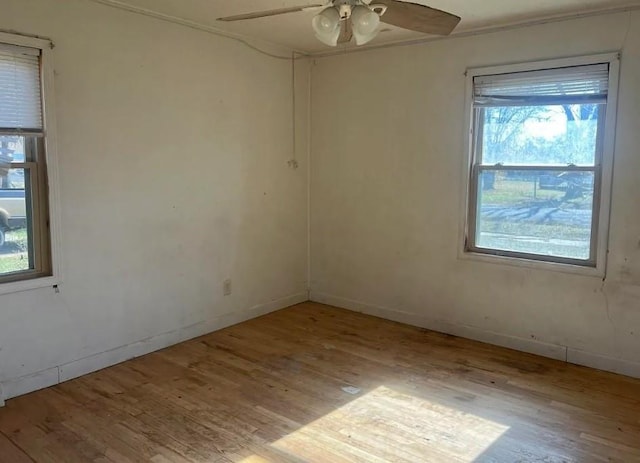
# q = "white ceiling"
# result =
<box><xmin>98</xmin><ymin>0</ymin><xmax>640</xmax><ymax>53</ymax></box>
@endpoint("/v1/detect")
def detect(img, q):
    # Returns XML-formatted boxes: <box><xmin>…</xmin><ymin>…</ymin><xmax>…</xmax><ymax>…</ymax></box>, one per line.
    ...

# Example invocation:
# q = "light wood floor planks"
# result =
<box><xmin>1</xmin><ymin>302</ymin><xmax>639</xmax><ymax>462</ymax></box>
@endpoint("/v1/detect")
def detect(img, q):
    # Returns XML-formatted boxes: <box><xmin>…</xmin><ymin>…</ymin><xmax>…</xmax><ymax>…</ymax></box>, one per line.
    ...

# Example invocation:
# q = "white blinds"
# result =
<box><xmin>0</xmin><ymin>44</ymin><xmax>42</xmax><ymax>133</ymax></box>
<box><xmin>474</xmin><ymin>63</ymin><xmax>609</xmax><ymax>107</ymax></box>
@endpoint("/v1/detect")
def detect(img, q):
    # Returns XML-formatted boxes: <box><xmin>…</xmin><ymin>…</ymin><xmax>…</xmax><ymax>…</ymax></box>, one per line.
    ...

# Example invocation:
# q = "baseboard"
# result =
<box><xmin>1</xmin><ymin>292</ymin><xmax>308</xmax><ymax>403</ymax></box>
<box><xmin>567</xmin><ymin>348</ymin><xmax>640</xmax><ymax>378</ymax></box>
<box><xmin>1</xmin><ymin>366</ymin><xmax>60</xmax><ymax>403</ymax></box>
<box><xmin>310</xmin><ymin>291</ymin><xmax>640</xmax><ymax>379</ymax></box>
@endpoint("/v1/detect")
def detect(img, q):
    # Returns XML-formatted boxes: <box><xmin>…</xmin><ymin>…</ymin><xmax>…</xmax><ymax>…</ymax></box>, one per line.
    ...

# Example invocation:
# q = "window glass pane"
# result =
<box><xmin>0</xmin><ymin>168</ymin><xmax>30</xmax><ymax>275</ymax></box>
<box><xmin>475</xmin><ymin>170</ymin><xmax>595</xmax><ymax>261</ymax></box>
<box><xmin>481</xmin><ymin>104</ymin><xmax>600</xmax><ymax>166</ymax></box>
<box><xmin>0</xmin><ymin>135</ymin><xmax>25</xmax><ymax>166</ymax></box>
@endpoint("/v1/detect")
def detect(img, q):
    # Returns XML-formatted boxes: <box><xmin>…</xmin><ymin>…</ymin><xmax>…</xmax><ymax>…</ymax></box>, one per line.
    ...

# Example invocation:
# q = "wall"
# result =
<box><xmin>310</xmin><ymin>11</ymin><xmax>640</xmax><ymax>377</ymax></box>
<box><xmin>0</xmin><ymin>0</ymin><xmax>309</xmax><ymax>402</ymax></box>
<box><xmin>2</xmin><ymin>2</ymin><xmax>638</xmax><ymax>405</ymax></box>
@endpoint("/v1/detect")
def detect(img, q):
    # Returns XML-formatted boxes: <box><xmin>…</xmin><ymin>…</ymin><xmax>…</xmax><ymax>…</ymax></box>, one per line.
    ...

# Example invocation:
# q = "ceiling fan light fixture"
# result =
<box><xmin>218</xmin><ymin>1</ymin><xmax>460</xmax><ymax>49</ymax></box>
<box><xmin>312</xmin><ymin>7</ymin><xmax>341</xmax><ymax>47</ymax></box>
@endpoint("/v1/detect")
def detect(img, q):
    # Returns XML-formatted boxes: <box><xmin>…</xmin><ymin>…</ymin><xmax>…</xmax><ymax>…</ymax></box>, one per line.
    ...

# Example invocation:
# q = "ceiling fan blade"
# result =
<box><xmin>338</xmin><ymin>20</ymin><xmax>353</xmax><ymax>44</ymax></box>
<box><xmin>375</xmin><ymin>0</ymin><xmax>461</xmax><ymax>35</ymax></box>
<box><xmin>218</xmin><ymin>4</ymin><xmax>324</xmax><ymax>22</ymax></box>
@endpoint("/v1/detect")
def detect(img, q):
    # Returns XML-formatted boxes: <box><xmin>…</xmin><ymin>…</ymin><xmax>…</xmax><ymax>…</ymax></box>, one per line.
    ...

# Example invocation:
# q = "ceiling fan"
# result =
<box><xmin>218</xmin><ymin>0</ymin><xmax>461</xmax><ymax>47</ymax></box>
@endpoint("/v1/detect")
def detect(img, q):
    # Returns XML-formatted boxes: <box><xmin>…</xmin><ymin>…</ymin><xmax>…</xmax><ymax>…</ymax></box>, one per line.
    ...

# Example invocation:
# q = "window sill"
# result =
<box><xmin>0</xmin><ymin>275</ymin><xmax>60</xmax><ymax>296</ymax></box>
<box><xmin>459</xmin><ymin>250</ymin><xmax>605</xmax><ymax>278</ymax></box>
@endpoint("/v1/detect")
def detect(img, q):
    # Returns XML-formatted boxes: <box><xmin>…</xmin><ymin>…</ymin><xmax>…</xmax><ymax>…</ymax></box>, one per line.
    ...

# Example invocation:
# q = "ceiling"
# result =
<box><xmin>98</xmin><ymin>0</ymin><xmax>640</xmax><ymax>53</ymax></box>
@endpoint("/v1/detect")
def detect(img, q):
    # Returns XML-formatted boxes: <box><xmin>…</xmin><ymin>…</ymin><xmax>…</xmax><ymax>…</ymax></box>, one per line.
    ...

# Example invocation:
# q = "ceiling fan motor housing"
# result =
<box><xmin>332</xmin><ymin>0</ymin><xmax>368</xmax><ymax>19</ymax></box>
<box><xmin>332</xmin><ymin>0</ymin><xmax>365</xmax><ymax>5</ymax></box>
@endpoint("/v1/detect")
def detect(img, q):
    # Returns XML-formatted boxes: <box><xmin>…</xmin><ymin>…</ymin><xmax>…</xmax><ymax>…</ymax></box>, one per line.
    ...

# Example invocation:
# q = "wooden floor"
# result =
<box><xmin>1</xmin><ymin>303</ymin><xmax>639</xmax><ymax>463</ymax></box>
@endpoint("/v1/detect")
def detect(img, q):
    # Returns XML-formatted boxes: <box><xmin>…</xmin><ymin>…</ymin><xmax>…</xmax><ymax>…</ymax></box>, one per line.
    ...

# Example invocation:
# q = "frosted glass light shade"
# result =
<box><xmin>312</xmin><ymin>7</ymin><xmax>341</xmax><ymax>47</ymax></box>
<box><xmin>351</xmin><ymin>6</ymin><xmax>380</xmax><ymax>45</ymax></box>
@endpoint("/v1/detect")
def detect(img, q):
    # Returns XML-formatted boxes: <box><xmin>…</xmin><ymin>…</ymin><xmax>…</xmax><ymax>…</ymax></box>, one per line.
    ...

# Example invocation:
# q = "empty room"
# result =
<box><xmin>0</xmin><ymin>0</ymin><xmax>639</xmax><ymax>461</ymax></box>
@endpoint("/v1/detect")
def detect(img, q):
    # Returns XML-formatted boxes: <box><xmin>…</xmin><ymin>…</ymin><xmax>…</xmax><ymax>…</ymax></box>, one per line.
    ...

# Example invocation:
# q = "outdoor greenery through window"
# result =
<box><xmin>0</xmin><ymin>41</ymin><xmax>52</xmax><ymax>283</ymax></box>
<box><xmin>466</xmin><ymin>60</ymin><xmax>615</xmax><ymax>267</ymax></box>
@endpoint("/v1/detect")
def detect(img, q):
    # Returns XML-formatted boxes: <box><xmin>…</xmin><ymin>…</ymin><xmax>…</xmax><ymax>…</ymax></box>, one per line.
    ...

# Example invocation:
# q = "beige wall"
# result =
<box><xmin>0</xmin><ymin>0</ymin><xmax>309</xmax><ymax>400</ymax></box>
<box><xmin>310</xmin><ymin>11</ymin><xmax>640</xmax><ymax>376</ymax></box>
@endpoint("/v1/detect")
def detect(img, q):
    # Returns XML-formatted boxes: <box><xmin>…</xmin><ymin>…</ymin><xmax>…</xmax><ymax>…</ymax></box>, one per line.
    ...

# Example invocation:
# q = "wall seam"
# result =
<box><xmin>306</xmin><ymin>59</ymin><xmax>314</xmax><ymax>296</ymax></box>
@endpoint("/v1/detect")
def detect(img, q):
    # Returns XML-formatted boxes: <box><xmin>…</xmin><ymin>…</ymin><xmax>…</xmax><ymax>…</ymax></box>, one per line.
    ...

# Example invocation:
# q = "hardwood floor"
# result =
<box><xmin>1</xmin><ymin>302</ymin><xmax>639</xmax><ymax>462</ymax></box>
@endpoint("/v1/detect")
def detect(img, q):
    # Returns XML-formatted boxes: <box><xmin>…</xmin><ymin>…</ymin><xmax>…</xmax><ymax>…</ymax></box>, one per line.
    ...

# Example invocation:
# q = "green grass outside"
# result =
<box><xmin>0</xmin><ymin>228</ymin><xmax>30</xmax><ymax>274</ymax></box>
<box><xmin>479</xmin><ymin>221</ymin><xmax>591</xmax><ymax>242</ymax></box>
<box><xmin>481</xmin><ymin>179</ymin><xmax>591</xmax><ymax>208</ymax></box>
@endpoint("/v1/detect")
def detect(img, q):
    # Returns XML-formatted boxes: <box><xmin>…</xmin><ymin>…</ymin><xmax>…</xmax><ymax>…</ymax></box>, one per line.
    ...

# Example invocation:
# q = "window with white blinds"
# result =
<box><xmin>0</xmin><ymin>44</ymin><xmax>43</xmax><ymax>133</ymax></box>
<box><xmin>0</xmin><ymin>34</ymin><xmax>53</xmax><ymax>288</ymax></box>
<box><xmin>463</xmin><ymin>54</ymin><xmax>619</xmax><ymax>273</ymax></box>
<box><xmin>473</xmin><ymin>63</ymin><xmax>610</xmax><ymax>107</ymax></box>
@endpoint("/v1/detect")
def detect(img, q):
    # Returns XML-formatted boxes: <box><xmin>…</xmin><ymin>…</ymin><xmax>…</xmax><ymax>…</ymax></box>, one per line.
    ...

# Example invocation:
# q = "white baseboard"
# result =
<box><xmin>310</xmin><ymin>291</ymin><xmax>640</xmax><ymax>379</ymax></box>
<box><xmin>4</xmin><ymin>291</ymin><xmax>635</xmax><ymax>405</ymax></box>
<box><xmin>1</xmin><ymin>292</ymin><xmax>308</xmax><ymax>403</ymax></box>
<box><xmin>1</xmin><ymin>366</ymin><xmax>60</xmax><ymax>402</ymax></box>
<box><xmin>567</xmin><ymin>348</ymin><xmax>640</xmax><ymax>378</ymax></box>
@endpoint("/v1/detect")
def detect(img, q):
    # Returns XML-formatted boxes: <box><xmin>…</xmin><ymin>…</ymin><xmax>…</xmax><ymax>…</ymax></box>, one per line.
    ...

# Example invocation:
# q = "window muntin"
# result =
<box><xmin>0</xmin><ymin>42</ymin><xmax>51</xmax><ymax>284</ymax></box>
<box><xmin>466</xmin><ymin>61</ymin><xmax>613</xmax><ymax>267</ymax></box>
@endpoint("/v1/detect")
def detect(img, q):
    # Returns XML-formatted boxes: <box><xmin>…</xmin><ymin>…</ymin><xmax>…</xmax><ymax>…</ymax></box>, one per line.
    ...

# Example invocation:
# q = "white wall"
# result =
<box><xmin>310</xmin><ymin>11</ymin><xmax>640</xmax><ymax>377</ymax></box>
<box><xmin>2</xmin><ymin>2</ymin><xmax>638</xmax><ymax>405</ymax></box>
<box><xmin>0</xmin><ymin>0</ymin><xmax>309</xmax><ymax>401</ymax></box>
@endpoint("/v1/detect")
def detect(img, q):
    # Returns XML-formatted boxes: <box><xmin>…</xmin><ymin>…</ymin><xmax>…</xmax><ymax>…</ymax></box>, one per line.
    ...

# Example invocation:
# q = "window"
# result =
<box><xmin>464</xmin><ymin>55</ymin><xmax>619</xmax><ymax>272</ymax></box>
<box><xmin>0</xmin><ymin>35</ymin><xmax>57</xmax><ymax>287</ymax></box>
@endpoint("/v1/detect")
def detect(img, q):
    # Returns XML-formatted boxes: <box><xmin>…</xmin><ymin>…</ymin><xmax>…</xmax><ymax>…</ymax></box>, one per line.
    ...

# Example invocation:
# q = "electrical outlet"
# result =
<box><xmin>223</xmin><ymin>279</ymin><xmax>232</xmax><ymax>296</ymax></box>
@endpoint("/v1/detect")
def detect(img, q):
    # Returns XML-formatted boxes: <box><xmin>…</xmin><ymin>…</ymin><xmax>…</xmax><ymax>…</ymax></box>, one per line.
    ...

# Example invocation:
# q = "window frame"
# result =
<box><xmin>0</xmin><ymin>32</ymin><xmax>62</xmax><ymax>295</ymax></box>
<box><xmin>459</xmin><ymin>53</ymin><xmax>620</xmax><ymax>277</ymax></box>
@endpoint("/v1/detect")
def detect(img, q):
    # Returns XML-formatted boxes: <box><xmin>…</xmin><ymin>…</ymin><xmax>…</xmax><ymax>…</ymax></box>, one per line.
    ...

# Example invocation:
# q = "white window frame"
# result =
<box><xmin>0</xmin><ymin>31</ymin><xmax>62</xmax><ymax>295</ymax></box>
<box><xmin>459</xmin><ymin>53</ymin><xmax>620</xmax><ymax>277</ymax></box>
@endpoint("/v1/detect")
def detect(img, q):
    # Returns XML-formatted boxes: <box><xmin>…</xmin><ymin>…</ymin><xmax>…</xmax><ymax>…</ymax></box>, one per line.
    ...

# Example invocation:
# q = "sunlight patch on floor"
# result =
<box><xmin>241</xmin><ymin>385</ymin><xmax>510</xmax><ymax>462</ymax></box>
<box><xmin>235</xmin><ymin>457</ymin><xmax>272</xmax><ymax>463</ymax></box>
